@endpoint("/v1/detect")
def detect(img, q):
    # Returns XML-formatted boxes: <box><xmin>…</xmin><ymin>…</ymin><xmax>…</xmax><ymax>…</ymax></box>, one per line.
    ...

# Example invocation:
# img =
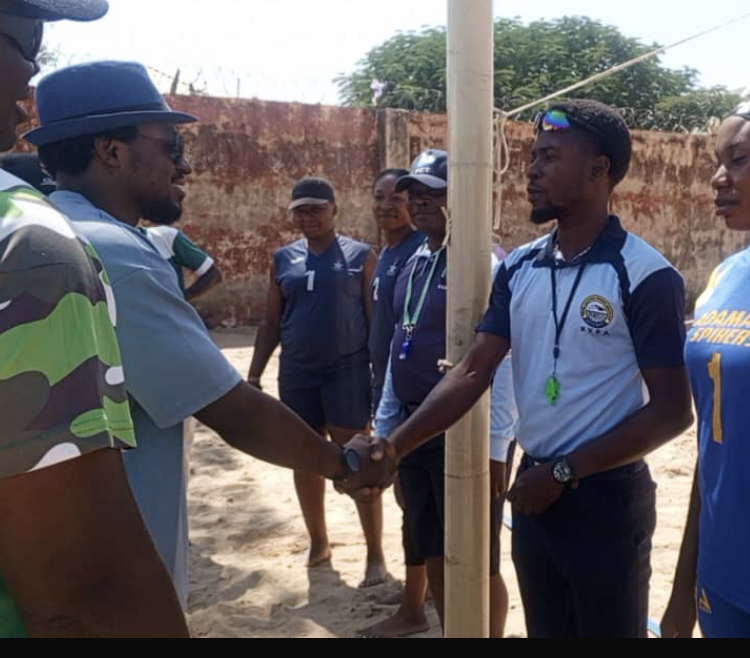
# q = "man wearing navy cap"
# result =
<box><xmin>0</xmin><ymin>0</ymin><xmax>190</xmax><ymax>638</ymax></box>
<box><xmin>29</xmin><ymin>60</ymin><xmax>393</xmax><ymax>612</ymax></box>
<box><xmin>365</xmin><ymin>150</ymin><xmax>517</xmax><ymax>637</ymax></box>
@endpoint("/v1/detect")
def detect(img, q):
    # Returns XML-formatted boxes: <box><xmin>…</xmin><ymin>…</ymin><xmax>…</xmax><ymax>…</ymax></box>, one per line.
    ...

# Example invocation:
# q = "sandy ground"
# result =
<box><xmin>185</xmin><ymin>328</ymin><xmax>696</xmax><ymax>638</ymax></box>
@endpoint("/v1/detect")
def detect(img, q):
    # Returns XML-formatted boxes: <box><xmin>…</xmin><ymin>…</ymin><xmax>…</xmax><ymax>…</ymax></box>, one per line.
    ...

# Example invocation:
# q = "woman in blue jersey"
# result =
<box><xmin>369</xmin><ymin>168</ymin><xmax>424</xmax><ymax>413</ymax></box>
<box><xmin>363</xmin><ymin>169</ymin><xmax>430</xmax><ymax>637</ymax></box>
<box><xmin>662</xmin><ymin>103</ymin><xmax>750</xmax><ymax>638</ymax></box>
<box><xmin>248</xmin><ymin>177</ymin><xmax>387</xmax><ymax>587</ymax></box>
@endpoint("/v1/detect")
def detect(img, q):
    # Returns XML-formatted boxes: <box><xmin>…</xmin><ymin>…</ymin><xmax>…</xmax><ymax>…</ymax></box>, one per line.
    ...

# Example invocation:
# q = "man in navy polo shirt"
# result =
<box><xmin>366</xmin><ymin>150</ymin><xmax>516</xmax><ymax>638</ymax></box>
<box><xmin>345</xmin><ymin>100</ymin><xmax>694</xmax><ymax>638</ymax></box>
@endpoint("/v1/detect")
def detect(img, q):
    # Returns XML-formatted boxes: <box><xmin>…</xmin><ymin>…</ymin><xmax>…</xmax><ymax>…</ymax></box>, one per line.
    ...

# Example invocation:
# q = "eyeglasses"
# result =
<box><xmin>408</xmin><ymin>187</ymin><xmax>446</xmax><ymax>203</ymax></box>
<box><xmin>534</xmin><ymin>109</ymin><xmax>605</xmax><ymax>141</ymax></box>
<box><xmin>0</xmin><ymin>14</ymin><xmax>43</xmax><ymax>63</ymax></box>
<box><xmin>134</xmin><ymin>132</ymin><xmax>186</xmax><ymax>164</ymax></box>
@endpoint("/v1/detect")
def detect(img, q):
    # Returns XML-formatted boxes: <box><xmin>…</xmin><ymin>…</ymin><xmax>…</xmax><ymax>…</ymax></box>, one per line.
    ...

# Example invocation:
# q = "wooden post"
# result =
<box><xmin>445</xmin><ymin>0</ymin><xmax>495</xmax><ymax>639</ymax></box>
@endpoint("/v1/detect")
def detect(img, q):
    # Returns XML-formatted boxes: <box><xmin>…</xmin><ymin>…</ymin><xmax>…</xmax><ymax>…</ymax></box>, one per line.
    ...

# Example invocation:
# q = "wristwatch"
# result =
<box><xmin>342</xmin><ymin>447</ymin><xmax>361</xmax><ymax>477</ymax></box>
<box><xmin>551</xmin><ymin>457</ymin><xmax>575</xmax><ymax>486</ymax></box>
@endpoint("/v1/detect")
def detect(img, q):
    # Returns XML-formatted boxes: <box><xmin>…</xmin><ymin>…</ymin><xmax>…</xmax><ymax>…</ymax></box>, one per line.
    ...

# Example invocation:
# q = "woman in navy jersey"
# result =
<box><xmin>248</xmin><ymin>178</ymin><xmax>386</xmax><ymax>586</ymax></box>
<box><xmin>663</xmin><ymin>103</ymin><xmax>750</xmax><ymax>638</ymax></box>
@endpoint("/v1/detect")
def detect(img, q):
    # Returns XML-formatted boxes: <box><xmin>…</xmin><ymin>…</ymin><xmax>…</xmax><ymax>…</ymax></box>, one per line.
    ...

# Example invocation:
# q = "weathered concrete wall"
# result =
<box><xmin>16</xmin><ymin>96</ymin><xmax>745</xmax><ymax>322</ymax></box>
<box><xmin>171</xmin><ymin>97</ymin><xmax>380</xmax><ymax>326</ymax></box>
<box><xmin>403</xmin><ymin>113</ymin><xmax>746</xmax><ymax>311</ymax></box>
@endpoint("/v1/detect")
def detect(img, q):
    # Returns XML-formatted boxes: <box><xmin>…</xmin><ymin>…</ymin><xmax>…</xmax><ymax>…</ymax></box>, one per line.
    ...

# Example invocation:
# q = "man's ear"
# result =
<box><xmin>591</xmin><ymin>154</ymin><xmax>611</xmax><ymax>182</ymax></box>
<box><xmin>93</xmin><ymin>136</ymin><xmax>124</xmax><ymax>169</ymax></box>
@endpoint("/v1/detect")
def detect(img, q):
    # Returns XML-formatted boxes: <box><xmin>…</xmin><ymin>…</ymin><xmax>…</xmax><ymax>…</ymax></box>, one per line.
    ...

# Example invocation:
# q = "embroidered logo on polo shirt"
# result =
<box><xmin>581</xmin><ymin>295</ymin><xmax>614</xmax><ymax>330</ymax></box>
<box><xmin>388</xmin><ymin>264</ymin><xmax>399</xmax><ymax>277</ymax></box>
<box><xmin>333</xmin><ymin>261</ymin><xmax>345</xmax><ymax>272</ymax></box>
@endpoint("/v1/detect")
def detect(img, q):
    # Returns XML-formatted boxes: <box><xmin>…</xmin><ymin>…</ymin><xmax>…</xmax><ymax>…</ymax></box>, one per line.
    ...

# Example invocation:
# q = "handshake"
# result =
<box><xmin>334</xmin><ymin>434</ymin><xmax>399</xmax><ymax>502</ymax></box>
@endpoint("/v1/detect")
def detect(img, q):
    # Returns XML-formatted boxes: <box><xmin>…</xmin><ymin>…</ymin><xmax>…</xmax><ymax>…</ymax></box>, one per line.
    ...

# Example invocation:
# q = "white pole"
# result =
<box><xmin>445</xmin><ymin>0</ymin><xmax>495</xmax><ymax>639</ymax></box>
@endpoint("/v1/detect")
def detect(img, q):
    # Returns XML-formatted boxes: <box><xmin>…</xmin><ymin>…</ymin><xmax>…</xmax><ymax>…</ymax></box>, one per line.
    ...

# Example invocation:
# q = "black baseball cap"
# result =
<box><xmin>289</xmin><ymin>177</ymin><xmax>336</xmax><ymax>211</ymax></box>
<box><xmin>0</xmin><ymin>153</ymin><xmax>56</xmax><ymax>195</ymax></box>
<box><xmin>0</xmin><ymin>0</ymin><xmax>108</xmax><ymax>21</ymax></box>
<box><xmin>395</xmin><ymin>149</ymin><xmax>448</xmax><ymax>193</ymax></box>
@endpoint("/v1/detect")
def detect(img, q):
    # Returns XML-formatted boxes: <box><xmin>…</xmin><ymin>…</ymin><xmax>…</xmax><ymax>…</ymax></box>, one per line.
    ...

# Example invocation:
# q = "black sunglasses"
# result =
<box><xmin>0</xmin><ymin>14</ymin><xmax>43</xmax><ymax>63</ymax></box>
<box><xmin>134</xmin><ymin>133</ymin><xmax>186</xmax><ymax>165</ymax></box>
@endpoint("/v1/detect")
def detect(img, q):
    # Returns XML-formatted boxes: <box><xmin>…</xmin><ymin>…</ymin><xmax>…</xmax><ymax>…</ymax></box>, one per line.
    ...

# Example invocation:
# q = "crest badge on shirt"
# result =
<box><xmin>581</xmin><ymin>295</ymin><xmax>614</xmax><ymax>330</ymax></box>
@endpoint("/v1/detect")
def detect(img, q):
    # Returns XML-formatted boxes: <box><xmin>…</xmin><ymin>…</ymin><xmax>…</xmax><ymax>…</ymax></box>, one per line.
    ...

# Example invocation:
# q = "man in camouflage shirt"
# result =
<box><xmin>0</xmin><ymin>0</ymin><xmax>187</xmax><ymax>638</ymax></box>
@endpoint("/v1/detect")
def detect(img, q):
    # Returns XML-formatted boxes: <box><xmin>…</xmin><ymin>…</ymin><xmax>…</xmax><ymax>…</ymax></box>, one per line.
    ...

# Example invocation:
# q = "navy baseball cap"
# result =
<box><xmin>395</xmin><ymin>149</ymin><xmax>448</xmax><ymax>193</ymax></box>
<box><xmin>289</xmin><ymin>177</ymin><xmax>336</xmax><ymax>210</ymax></box>
<box><xmin>0</xmin><ymin>0</ymin><xmax>108</xmax><ymax>21</ymax></box>
<box><xmin>0</xmin><ymin>152</ymin><xmax>56</xmax><ymax>194</ymax></box>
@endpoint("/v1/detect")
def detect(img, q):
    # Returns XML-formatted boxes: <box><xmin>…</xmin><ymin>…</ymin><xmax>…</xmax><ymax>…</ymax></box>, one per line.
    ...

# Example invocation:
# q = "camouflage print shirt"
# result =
<box><xmin>0</xmin><ymin>171</ymin><xmax>136</xmax><ymax>638</ymax></box>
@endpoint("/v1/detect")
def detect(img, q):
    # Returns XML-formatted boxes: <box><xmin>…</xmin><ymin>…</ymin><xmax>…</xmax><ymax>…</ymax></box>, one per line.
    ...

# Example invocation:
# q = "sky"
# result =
<box><xmin>41</xmin><ymin>0</ymin><xmax>750</xmax><ymax>105</ymax></box>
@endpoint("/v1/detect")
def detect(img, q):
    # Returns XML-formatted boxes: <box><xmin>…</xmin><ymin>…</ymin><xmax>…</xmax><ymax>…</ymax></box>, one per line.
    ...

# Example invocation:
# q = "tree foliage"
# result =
<box><xmin>336</xmin><ymin>16</ymin><xmax>741</xmax><ymax>132</ymax></box>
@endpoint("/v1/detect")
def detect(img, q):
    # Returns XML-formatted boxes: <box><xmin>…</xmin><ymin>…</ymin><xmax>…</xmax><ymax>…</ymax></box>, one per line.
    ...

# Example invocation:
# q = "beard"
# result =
<box><xmin>142</xmin><ymin>197</ymin><xmax>183</xmax><ymax>226</ymax></box>
<box><xmin>530</xmin><ymin>205</ymin><xmax>560</xmax><ymax>225</ymax></box>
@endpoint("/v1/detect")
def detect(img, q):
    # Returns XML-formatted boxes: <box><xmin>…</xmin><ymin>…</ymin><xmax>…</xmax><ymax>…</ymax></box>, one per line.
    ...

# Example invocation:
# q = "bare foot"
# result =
<box><xmin>359</xmin><ymin>609</ymin><xmax>429</xmax><ymax>638</ymax></box>
<box><xmin>374</xmin><ymin>585</ymin><xmax>432</xmax><ymax>606</ymax></box>
<box><xmin>378</xmin><ymin>589</ymin><xmax>404</xmax><ymax>606</ymax></box>
<box><xmin>307</xmin><ymin>545</ymin><xmax>332</xmax><ymax>569</ymax></box>
<box><xmin>359</xmin><ymin>558</ymin><xmax>389</xmax><ymax>589</ymax></box>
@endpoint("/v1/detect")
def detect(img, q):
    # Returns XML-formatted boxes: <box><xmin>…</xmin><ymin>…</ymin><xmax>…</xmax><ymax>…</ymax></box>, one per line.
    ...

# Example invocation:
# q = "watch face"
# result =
<box><xmin>345</xmin><ymin>449</ymin><xmax>361</xmax><ymax>474</ymax></box>
<box><xmin>553</xmin><ymin>460</ymin><xmax>572</xmax><ymax>484</ymax></box>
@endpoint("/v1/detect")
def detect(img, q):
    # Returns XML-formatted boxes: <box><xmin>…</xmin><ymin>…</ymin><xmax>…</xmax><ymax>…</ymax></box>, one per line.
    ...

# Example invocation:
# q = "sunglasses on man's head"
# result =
<box><xmin>0</xmin><ymin>14</ymin><xmax>43</xmax><ymax>63</ymax></box>
<box><xmin>534</xmin><ymin>109</ymin><xmax>605</xmax><ymax>140</ymax></box>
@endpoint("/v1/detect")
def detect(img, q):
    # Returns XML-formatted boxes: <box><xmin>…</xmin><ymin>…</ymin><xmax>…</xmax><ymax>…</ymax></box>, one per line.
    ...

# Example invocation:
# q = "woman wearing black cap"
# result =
<box><xmin>662</xmin><ymin>103</ymin><xmax>750</xmax><ymax>639</ymax></box>
<box><xmin>248</xmin><ymin>177</ymin><xmax>387</xmax><ymax>586</ymax></box>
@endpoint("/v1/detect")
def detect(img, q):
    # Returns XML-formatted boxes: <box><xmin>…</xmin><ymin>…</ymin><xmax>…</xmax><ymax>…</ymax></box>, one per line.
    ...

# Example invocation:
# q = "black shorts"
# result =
<box><xmin>399</xmin><ymin>442</ymin><xmax>508</xmax><ymax>576</ymax></box>
<box><xmin>511</xmin><ymin>455</ymin><xmax>657</xmax><ymax>638</ymax></box>
<box><xmin>279</xmin><ymin>362</ymin><xmax>371</xmax><ymax>431</ymax></box>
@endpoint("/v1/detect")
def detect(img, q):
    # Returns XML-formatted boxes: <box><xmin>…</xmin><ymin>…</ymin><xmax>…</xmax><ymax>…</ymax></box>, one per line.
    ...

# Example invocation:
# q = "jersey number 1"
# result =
<box><xmin>306</xmin><ymin>271</ymin><xmax>316</xmax><ymax>292</ymax></box>
<box><xmin>708</xmin><ymin>353</ymin><xmax>723</xmax><ymax>445</ymax></box>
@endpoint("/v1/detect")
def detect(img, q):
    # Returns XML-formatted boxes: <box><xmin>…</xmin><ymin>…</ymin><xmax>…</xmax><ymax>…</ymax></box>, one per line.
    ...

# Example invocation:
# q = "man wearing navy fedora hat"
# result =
<box><xmin>0</xmin><ymin>0</ymin><xmax>190</xmax><ymax>638</ymax></box>
<box><xmin>30</xmin><ymin>60</ymin><xmax>396</xmax><ymax>612</ymax></box>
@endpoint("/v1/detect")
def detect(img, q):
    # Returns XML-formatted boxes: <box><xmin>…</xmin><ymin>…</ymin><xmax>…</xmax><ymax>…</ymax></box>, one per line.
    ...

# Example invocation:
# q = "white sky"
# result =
<box><xmin>42</xmin><ymin>0</ymin><xmax>750</xmax><ymax>105</ymax></box>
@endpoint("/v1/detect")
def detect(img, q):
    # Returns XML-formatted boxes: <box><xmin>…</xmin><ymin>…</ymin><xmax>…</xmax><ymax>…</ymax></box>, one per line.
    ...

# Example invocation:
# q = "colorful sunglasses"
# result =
<box><xmin>0</xmin><ymin>14</ymin><xmax>43</xmax><ymax>63</ymax></box>
<box><xmin>534</xmin><ymin>109</ymin><xmax>605</xmax><ymax>140</ymax></box>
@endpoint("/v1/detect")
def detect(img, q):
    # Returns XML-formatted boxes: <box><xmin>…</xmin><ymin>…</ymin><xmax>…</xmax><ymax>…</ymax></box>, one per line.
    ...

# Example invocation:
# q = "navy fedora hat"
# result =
<box><xmin>0</xmin><ymin>0</ymin><xmax>108</xmax><ymax>21</ymax></box>
<box><xmin>24</xmin><ymin>61</ymin><xmax>197</xmax><ymax>146</ymax></box>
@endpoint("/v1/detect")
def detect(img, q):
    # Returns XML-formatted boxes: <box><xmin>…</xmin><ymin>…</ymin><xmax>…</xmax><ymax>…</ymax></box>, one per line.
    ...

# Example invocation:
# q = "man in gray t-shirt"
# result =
<box><xmin>29</xmin><ymin>60</ymin><xmax>393</xmax><ymax>608</ymax></box>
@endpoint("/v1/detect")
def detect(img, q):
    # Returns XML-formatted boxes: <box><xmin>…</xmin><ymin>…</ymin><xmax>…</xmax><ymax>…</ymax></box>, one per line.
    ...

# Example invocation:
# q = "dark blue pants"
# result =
<box><xmin>512</xmin><ymin>455</ymin><xmax>656</xmax><ymax>638</ymax></box>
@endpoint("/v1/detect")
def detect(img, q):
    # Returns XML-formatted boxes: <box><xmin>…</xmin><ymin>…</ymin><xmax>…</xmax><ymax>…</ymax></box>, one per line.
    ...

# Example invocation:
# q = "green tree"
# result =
<box><xmin>336</xmin><ymin>16</ymin><xmax>739</xmax><ymax>132</ymax></box>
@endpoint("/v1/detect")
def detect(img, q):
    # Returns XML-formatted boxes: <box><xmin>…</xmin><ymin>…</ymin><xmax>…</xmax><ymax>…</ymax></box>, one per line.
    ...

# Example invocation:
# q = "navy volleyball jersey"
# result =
<box><xmin>275</xmin><ymin>236</ymin><xmax>370</xmax><ymax>372</ymax></box>
<box><xmin>687</xmin><ymin>246</ymin><xmax>750</xmax><ymax>614</ymax></box>
<box><xmin>369</xmin><ymin>230</ymin><xmax>425</xmax><ymax>404</ymax></box>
